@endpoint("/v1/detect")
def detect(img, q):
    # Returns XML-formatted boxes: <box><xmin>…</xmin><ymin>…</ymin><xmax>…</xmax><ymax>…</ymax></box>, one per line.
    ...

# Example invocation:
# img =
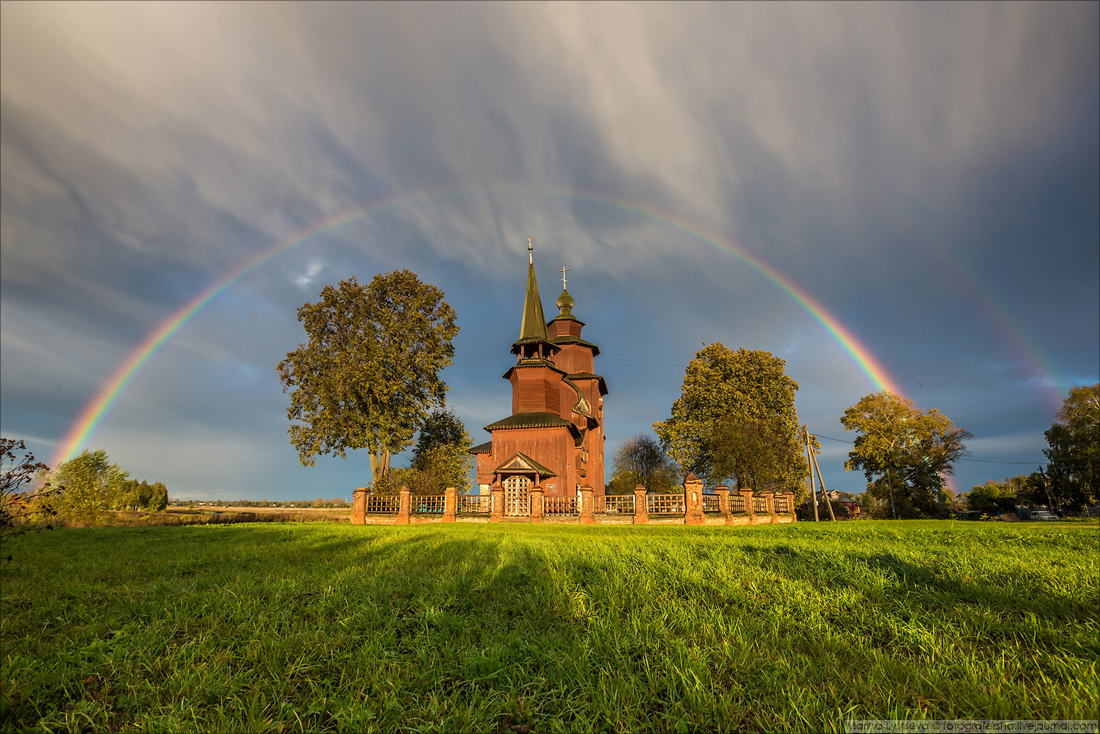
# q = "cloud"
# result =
<box><xmin>1</xmin><ymin>2</ymin><xmax>1095</xmax><ymax>499</ymax></box>
<box><xmin>294</xmin><ymin>259</ymin><xmax>324</xmax><ymax>289</ymax></box>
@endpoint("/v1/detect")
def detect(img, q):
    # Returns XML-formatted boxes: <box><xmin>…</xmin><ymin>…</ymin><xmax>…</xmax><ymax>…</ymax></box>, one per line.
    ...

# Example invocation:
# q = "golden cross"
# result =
<box><xmin>527</xmin><ymin>236</ymin><xmax>533</xmax><ymax>263</ymax></box>
<box><xmin>559</xmin><ymin>266</ymin><xmax>569</xmax><ymax>288</ymax></box>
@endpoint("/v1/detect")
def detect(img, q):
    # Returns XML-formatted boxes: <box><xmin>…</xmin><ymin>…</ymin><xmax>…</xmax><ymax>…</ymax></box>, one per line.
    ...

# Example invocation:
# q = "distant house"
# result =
<box><xmin>804</xmin><ymin>489</ymin><xmax>861</xmax><ymax>520</ymax></box>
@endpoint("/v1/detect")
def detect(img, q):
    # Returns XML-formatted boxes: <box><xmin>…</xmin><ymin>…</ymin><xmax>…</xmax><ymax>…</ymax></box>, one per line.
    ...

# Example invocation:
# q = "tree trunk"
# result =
<box><xmin>368</xmin><ymin>449</ymin><xmax>392</xmax><ymax>486</ymax></box>
<box><xmin>886</xmin><ymin>467</ymin><xmax>897</xmax><ymax>519</ymax></box>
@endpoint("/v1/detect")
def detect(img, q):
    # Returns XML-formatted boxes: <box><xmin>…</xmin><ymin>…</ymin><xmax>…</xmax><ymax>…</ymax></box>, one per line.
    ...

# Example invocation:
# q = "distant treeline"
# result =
<box><xmin>170</xmin><ymin>498</ymin><xmax>350</xmax><ymax>509</ymax></box>
<box><xmin>158</xmin><ymin>511</ymin><xmax>349</xmax><ymax>526</ymax></box>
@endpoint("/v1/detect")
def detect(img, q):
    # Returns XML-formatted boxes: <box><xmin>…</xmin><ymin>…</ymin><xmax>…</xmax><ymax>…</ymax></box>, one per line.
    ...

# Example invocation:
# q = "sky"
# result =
<box><xmin>2</xmin><ymin>2</ymin><xmax>1097</xmax><ymax>502</ymax></box>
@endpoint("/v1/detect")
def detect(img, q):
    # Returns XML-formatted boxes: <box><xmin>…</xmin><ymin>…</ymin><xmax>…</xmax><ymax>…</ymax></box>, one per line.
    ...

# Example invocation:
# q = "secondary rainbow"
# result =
<box><xmin>53</xmin><ymin>186</ymin><xmax>905</xmax><ymax>467</ymax></box>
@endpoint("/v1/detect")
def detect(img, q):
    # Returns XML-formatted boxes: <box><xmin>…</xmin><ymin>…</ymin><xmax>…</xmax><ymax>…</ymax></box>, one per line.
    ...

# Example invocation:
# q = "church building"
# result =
<box><xmin>471</xmin><ymin>242</ymin><xmax>607</xmax><ymax>512</ymax></box>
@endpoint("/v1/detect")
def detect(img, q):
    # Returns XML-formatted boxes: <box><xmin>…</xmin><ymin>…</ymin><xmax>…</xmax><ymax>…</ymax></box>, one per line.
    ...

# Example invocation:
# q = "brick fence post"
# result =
<box><xmin>633</xmin><ymin>485</ymin><xmax>648</xmax><ymax>525</ymax></box>
<box><xmin>443</xmin><ymin>487</ymin><xmax>457</xmax><ymax>522</ymax></box>
<box><xmin>530</xmin><ymin>485</ymin><xmax>545</xmax><ymax>523</ymax></box>
<box><xmin>762</xmin><ymin>491</ymin><xmax>777</xmax><ymax>523</ymax></box>
<box><xmin>490</xmin><ymin>481</ymin><xmax>504</xmax><ymax>523</ymax></box>
<box><xmin>715</xmin><ymin>484</ymin><xmax>730</xmax><ymax>522</ymax></box>
<box><xmin>684</xmin><ymin>473</ymin><xmax>705</xmax><ymax>525</ymax></box>
<box><xmin>579</xmin><ymin>486</ymin><xmax>595</xmax><ymax>524</ymax></box>
<box><xmin>740</xmin><ymin>488</ymin><xmax>756</xmax><ymax>523</ymax></box>
<box><xmin>352</xmin><ymin>487</ymin><xmax>367</xmax><ymax>525</ymax></box>
<box><xmin>397</xmin><ymin>487</ymin><xmax>412</xmax><ymax>525</ymax></box>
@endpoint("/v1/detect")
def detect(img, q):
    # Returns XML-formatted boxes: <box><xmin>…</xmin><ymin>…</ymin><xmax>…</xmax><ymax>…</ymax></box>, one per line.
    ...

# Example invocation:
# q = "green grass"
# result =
<box><xmin>2</xmin><ymin>521</ymin><xmax>1097</xmax><ymax>733</ymax></box>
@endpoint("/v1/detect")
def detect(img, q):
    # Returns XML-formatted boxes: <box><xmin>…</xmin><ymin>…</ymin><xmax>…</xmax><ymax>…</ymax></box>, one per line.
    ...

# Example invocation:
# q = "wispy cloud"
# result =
<box><xmin>294</xmin><ymin>259</ymin><xmax>324</xmax><ymax>289</ymax></box>
<box><xmin>1</xmin><ymin>2</ymin><xmax>1095</xmax><ymax>498</ymax></box>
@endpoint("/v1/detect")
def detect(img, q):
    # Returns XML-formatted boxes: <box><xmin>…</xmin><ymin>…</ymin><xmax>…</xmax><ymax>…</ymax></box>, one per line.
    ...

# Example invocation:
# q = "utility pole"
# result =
<box><xmin>805</xmin><ymin>428</ymin><xmax>819</xmax><ymax>522</ymax></box>
<box><xmin>810</xmin><ymin>446</ymin><xmax>838</xmax><ymax>522</ymax></box>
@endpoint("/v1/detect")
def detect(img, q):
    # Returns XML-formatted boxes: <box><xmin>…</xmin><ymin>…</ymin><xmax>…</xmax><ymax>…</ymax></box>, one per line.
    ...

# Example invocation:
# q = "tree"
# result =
<box><xmin>841</xmin><ymin>391</ymin><xmax>971</xmax><ymax>519</ymax></box>
<box><xmin>985</xmin><ymin>472</ymin><xmax>1051</xmax><ymax>508</ymax></box>
<box><xmin>608</xmin><ymin>434</ymin><xmax>680</xmax><ymax>494</ymax></box>
<box><xmin>373</xmin><ymin>412</ymin><xmax>473</xmax><ymax>497</ymax></box>
<box><xmin>710</xmin><ymin>417</ymin><xmax>807</xmax><ymax>501</ymax></box>
<box><xmin>406</xmin><ymin>411</ymin><xmax>474</xmax><ymax>495</ymax></box>
<box><xmin>112</xmin><ymin>480</ymin><xmax>169</xmax><ymax>512</ymax></box>
<box><xmin>1043</xmin><ymin>384</ymin><xmax>1099</xmax><ymax>510</ymax></box>
<box><xmin>52</xmin><ymin>449</ymin><xmax>129</xmax><ymax>522</ymax></box>
<box><xmin>277</xmin><ymin>271</ymin><xmax>459</xmax><ymax>485</ymax></box>
<box><xmin>966</xmin><ymin>480</ymin><xmax>1018</xmax><ymax>515</ymax></box>
<box><xmin>653</xmin><ymin>344</ymin><xmax>805</xmax><ymax>492</ymax></box>
<box><xmin>1017</xmin><ymin>471</ymin><xmax>1054</xmax><ymax>507</ymax></box>
<box><xmin>1</xmin><ymin>438</ymin><xmax>56</xmax><ymax>548</ymax></box>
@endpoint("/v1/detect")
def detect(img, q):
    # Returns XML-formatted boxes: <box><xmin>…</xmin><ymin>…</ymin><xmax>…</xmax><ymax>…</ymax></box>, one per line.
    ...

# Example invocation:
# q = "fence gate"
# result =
<box><xmin>503</xmin><ymin>475</ymin><xmax>531</xmax><ymax>516</ymax></box>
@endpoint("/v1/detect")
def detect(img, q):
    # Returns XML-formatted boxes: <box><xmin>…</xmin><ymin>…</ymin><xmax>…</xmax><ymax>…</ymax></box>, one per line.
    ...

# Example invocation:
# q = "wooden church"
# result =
<box><xmin>471</xmin><ymin>242</ymin><xmax>607</xmax><ymax>513</ymax></box>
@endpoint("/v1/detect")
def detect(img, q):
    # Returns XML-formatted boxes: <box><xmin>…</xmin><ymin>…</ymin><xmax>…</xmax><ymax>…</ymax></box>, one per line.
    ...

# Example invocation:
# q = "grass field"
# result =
<box><xmin>1</xmin><ymin>520</ymin><xmax>1097</xmax><ymax>733</ymax></box>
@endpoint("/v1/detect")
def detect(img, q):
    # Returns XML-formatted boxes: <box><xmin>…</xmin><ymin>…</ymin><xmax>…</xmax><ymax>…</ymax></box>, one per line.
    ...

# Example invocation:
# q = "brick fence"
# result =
<box><xmin>351</xmin><ymin>477</ymin><xmax>797</xmax><ymax>526</ymax></box>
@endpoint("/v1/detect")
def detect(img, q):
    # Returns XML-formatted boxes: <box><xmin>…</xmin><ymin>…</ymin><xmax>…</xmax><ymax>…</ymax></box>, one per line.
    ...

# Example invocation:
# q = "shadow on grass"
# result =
<box><xmin>732</xmin><ymin>538</ymin><xmax>1098</xmax><ymax>664</ymax></box>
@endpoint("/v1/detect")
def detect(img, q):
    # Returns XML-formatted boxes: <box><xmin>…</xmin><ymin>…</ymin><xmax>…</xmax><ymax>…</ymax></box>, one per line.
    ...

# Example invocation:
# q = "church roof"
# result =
<box><xmin>494</xmin><ymin>451</ymin><xmax>557</xmax><ymax>478</ymax></box>
<box><xmin>551</xmin><ymin>287</ymin><xmax>581</xmax><ymax>322</ymax></box>
<box><xmin>501</xmin><ymin>359</ymin><xmax>567</xmax><ymax>381</ymax></box>
<box><xmin>511</xmin><ymin>255</ymin><xmax>560</xmax><ymax>357</ymax></box>
<box><xmin>562</xmin><ymin>377</ymin><xmax>592</xmax><ymax>418</ymax></box>
<box><xmin>566</xmin><ymin>372</ymin><xmax>609</xmax><ymax>395</ymax></box>
<box><xmin>517</xmin><ymin>259</ymin><xmax>548</xmax><ymax>341</ymax></box>
<box><xmin>550</xmin><ymin>335</ymin><xmax>601</xmax><ymax>355</ymax></box>
<box><xmin>469</xmin><ymin>441</ymin><xmax>493</xmax><ymax>455</ymax></box>
<box><xmin>484</xmin><ymin>411</ymin><xmax>581</xmax><ymax>438</ymax></box>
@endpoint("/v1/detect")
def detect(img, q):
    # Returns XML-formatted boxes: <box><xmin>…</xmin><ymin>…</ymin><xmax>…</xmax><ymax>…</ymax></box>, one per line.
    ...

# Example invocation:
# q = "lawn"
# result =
<box><xmin>1</xmin><ymin>520</ymin><xmax>1097</xmax><ymax>733</ymax></box>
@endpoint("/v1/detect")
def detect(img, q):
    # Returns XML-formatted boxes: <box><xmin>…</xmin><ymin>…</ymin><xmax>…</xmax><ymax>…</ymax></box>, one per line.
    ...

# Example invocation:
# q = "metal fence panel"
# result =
<box><xmin>457</xmin><ymin>495</ymin><xmax>491</xmax><ymax>514</ymax></box>
<box><xmin>646</xmin><ymin>494</ymin><xmax>686</xmax><ymax>514</ymax></box>
<box><xmin>600</xmin><ymin>494</ymin><xmax>635</xmax><ymax>514</ymax></box>
<box><xmin>365</xmin><ymin>495</ymin><xmax>399</xmax><ymax>514</ymax></box>
<box><xmin>412</xmin><ymin>495</ymin><xmax>446</xmax><ymax>514</ymax></box>
<box><xmin>545</xmin><ymin>496</ymin><xmax>578</xmax><ymax>515</ymax></box>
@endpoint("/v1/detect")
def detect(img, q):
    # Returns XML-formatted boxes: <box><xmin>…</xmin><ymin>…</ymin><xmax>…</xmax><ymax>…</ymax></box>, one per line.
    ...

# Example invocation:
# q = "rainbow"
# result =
<box><xmin>53</xmin><ymin>186</ymin><xmax>909</xmax><ymax>466</ymax></box>
<box><xmin>854</xmin><ymin>179</ymin><xmax>1066</xmax><ymax>413</ymax></box>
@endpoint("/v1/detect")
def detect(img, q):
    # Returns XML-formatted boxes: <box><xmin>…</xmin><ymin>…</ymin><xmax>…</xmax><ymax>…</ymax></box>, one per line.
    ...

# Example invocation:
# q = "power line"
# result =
<box><xmin>600</xmin><ymin>356</ymin><xmax>1077</xmax><ymax>392</ymax></box>
<box><xmin>815</xmin><ymin>433</ymin><xmax>853</xmax><ymax>444</ymax></box>
<box><xmin>810</xmin><ymin>433</ymin><xmax>1051</xmax><ymax>466</ymax></box>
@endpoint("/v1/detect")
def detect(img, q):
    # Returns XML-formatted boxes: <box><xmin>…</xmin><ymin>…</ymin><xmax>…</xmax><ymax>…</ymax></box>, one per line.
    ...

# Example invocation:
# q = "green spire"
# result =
<box><xmin>519</xmin><ymin>258</ymin><xmax>548</xmax><ymax>342</ymax></box>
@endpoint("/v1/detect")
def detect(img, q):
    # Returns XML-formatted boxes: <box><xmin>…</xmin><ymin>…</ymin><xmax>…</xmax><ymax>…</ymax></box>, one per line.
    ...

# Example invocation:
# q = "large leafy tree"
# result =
<box><xmin>841</xmin><ymin>391</ymin><xmax>971</xmax><ymax>518</ymax></box>
<box><xmin>52</xmin><ymin>449</ymin><xmax>129</xmax><ymax>522</ymax></box>
<box><xmin>607</xmin><ymin>434</ymin><xmax>680</xmax><ymax>494</ymax></box>
<box><xmin>653</xmin><ymin>344</ymin><xmax>805</xmax><ymax>492</ymax></box>
<box><xmin>278</xmin><ymin>271</ymin><xmax>459</xmax><ymax>485</ymax></box>
<box><xmin>1043</xmin><ymin>384</ymin><xmax>1099</xmax><ymax>510</ymax></box>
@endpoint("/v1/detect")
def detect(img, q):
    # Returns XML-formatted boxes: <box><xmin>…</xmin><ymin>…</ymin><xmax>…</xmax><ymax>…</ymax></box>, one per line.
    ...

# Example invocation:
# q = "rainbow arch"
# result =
<box><xmin>53</xmin><ymin>186</ymin><xmax>906</xmax><ymax>467</ymax></box>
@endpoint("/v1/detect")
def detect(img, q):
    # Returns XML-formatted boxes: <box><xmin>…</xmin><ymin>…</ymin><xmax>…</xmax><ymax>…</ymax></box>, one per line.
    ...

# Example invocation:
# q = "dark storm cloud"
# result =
<box><xmin>1</xmin><ymin>2</ymin><xmax>1096</xmax><ymax>498</ymax></box>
